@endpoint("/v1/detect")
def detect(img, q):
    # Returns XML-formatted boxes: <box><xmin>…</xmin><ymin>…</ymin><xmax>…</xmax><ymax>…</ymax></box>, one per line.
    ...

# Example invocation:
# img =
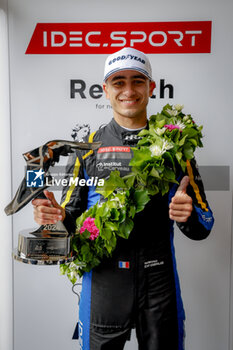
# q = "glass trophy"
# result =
<box><xmin>13</xmin><ymin>221</ymin><xmax>72</xmax><ymax>265</ymax></box>
<box><xmin>5</xmin><ymin>139</ymin><xmax>101</xmax><ymax>265</ymax></box>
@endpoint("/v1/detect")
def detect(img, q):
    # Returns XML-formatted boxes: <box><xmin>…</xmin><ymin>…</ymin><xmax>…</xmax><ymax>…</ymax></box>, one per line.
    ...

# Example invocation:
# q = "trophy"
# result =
<box><xmin>5</xmin><ymin>139</ymin><xmax>101</xmax><ymax>265</ymax></box>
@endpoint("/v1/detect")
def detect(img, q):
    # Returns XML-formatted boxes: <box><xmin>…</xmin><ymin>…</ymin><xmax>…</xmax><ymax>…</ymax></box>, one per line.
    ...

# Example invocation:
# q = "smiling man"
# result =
<box><xmin>103</xmin><ymin>71</ymin><xmax>155</xmax><ymax>128</ymax></box>
<box><xmin>32</xmin><ymin>47</ymin><xmax>214</xmax><ymax>350</ymax></box>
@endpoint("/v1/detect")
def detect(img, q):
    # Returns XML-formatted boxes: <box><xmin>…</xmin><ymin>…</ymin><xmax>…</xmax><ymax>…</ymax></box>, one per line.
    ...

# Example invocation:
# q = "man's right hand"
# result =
<box><xmin>32</xmin><ymin>190</ymin><xmax>66</xmax><ymax>225</ymax></box>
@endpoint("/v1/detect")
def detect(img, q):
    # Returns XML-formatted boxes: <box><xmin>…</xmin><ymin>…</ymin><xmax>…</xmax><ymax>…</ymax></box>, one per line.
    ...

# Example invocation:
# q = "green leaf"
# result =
<box><xmin>108</xmin><ymin>170</ymin><xmax>127</xmax><ymax>188</ymax></box>
<box><xmin>147</xmin><ymin>183</ymin><xmax>159</xmax><ymax>196</ymax></box>
<box><xmin>118</xmin><ymin>217</ymin><xmax>134</xmax><ymax>239</ymax></box>
<box><xmin>97</xmin><ymin>204</ymin><xmax>110</xmax><ymax>219</ymax></box>
<box><xmin>128</xmin><ymin>205</ymin><xmax>136</xmax><ymax>218</ymax></box>
<box><xmin>101</xmin><ymin>228</ymin><xmax>112</xmax><ymax>240</ymax></box>
<box><xmin>137</xmin><ymin>137</ymin><xmax>151</xmax><ymax>146</ymax></box>
<box><xmin>118</xmin><ymin>208</ymin><xmax>127</xmax><ymax>222</ymax></box>
<box><xmin>138</xmin><ymin>128</ymin><xmax>149</xmax><ymax>136</ymax></box>
<box><xmin>129</xmin><ymin>148</ymin><xmax>152</xmax><ymax>167</ymax></box>
<box><xmin>105</xmin><ymin>234</ymin><xmax>117</xmax><ymax>253</ymax></box>
<box><xmin>73</xmin><ymin>258</ymin><xmax>86</xmax><ymax>267</ymax></box>
<box><xmin>182</xmin><ymin>128</ymin><xmax>198</xmax><ymax>138</ymax></box>
<box><xmin>162</xmin><ymin>103</ymin><xmax>172</xmax><ymax>112</ymax></box>
<box><xmin>183</xmin><ymin>143</ymin><xmax>194</xmax><ymax>159</ymax></box>
<box><xmin>149</xmin><ymin>167</ymin><xmax>160</xmax><ymax>178</ymax></box>
<box><xmin>94</xmin><ymin>215</ymin><xmax>102</xmax><ymax>230</ymax></box>
<box><xmin>175</xmin><ymin>151</ymin><xmax>182</xmax><ymax>163</ymax></box>
<box><xmin>81</xmin><ymin>244</ymin><xmax>90</xmax><ymax>256</ymax></box>
<box><xmin>71</xmin><ymin>236</ymin><xmax>79</xmax><ymax>252</ymax></box>
<box><xmin>76</xmin><ymin>211</ymin><xmax>88</xmax><ymax>227</ymax></box>
<box><xmin>189</xmin><ymin>138</ymin><xmax>198</xmax><ymax>147</ymax></box>
<box><xmin>169</xmin><ymin>128</ymin><xmax>180</xmax><ymax>141</ymax></box>
<box><xmin>133</xmin><ymin>190</ymin><xmax>150</xmax><ymax>212</ymax></box>
<box><xmin>60</xmin><ymin>264</ymin><xmax>68</xmax><ymax>275</ymax></box>
<box><xmin>110</xmin><ymin>208</ymin><xmax>120</xmax><ymax>221</ymax></box>
<box><xmin>67</xmin><ymin>272</ymin><xmax>78</xmax><ymax>285</ymax></box>
<box><xmin>160</xmin><ymin>181</ymin><xmax>170</xmax><ymax>196</ymax></box>
<box><xmin>163</xmin><ymin>167</ymin><xmax>176</xmax><ymax>180</ymax></box>
<box><xmin>105</xmin><ymin>244</ymin><xmax>112</xmax><ymax>254</ymax></box>
<box><xmin>178</xmin><ymin>135</ymin><xmax>187</xmax><ymax>146</ymax></box>
<box><xmin>136</xmin><ymin>170</ymin><xmax>148</xmax><ymax>185</ymax></box>
<box><xmin>149</xmin><ymin>113</ymin><xmax>166</xmax><ymax>127</ymax></box>
<box><xmin>104</xmin><ymin>221</ymin><xmax>118</xmax><ymax>231</ymax></box>
<box><xmin>163</xmin><ymin>151</ymin><xmax>175</xmax><ymax>168</ymax></box>
<box><xmin>96</xmin><ymin>170</ymin><xmax>127</xmax><ymax>197</ymax></box>
<box><xmin>80</xmin><ymin>229</ymin><xmax>91</xmax><ymax>240</ymax></box>
<box><xmin>156</xmin><ymin>118</ymin><xmax>166</xmax><ymax>128</ymax></box>
<box><xmin>109</xmin><ymin>234</ymin><xmax>117</xmax><ymax>248</ymax></box>
<box><xmin>180</xmin><ymin>159</ymin><xmax>187</xmax><ymax>172</ymax></box>
<box><xmin>124</xmin><ymin>173</ymin><xmax>136</xmax><ymax>188</ymax></box>
<box><xmin>92</xmin><ymin>257</ymin><xmax>101</xmax><ymax>268</ymax></box>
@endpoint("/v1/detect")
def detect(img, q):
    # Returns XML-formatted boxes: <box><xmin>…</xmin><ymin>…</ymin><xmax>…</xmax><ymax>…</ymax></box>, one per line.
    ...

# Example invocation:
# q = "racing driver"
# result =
<box><xmin>32</xmin><ymin>47</ymin><xmax>214</xmax><ymax>350</ymax></box>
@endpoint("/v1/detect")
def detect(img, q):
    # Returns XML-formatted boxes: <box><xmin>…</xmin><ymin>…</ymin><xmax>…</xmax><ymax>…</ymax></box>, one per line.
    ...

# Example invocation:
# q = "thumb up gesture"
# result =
<box><xmin>169</xmin><ymin>176</ymin><xmax>193</xmax><ymax>222</ymax></box>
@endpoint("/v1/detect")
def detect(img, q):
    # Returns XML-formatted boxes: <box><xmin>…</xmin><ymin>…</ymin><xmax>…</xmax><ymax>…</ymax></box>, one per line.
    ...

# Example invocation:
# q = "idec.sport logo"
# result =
<box><xmin>98</xmin><ymin>147</ymin><xmax>131</xmax><ymax>153</ymax></box>
<box><xmin>25</xmin><ymin>21</ymin><xmax>212</xmax><ymax>54</ymax></box>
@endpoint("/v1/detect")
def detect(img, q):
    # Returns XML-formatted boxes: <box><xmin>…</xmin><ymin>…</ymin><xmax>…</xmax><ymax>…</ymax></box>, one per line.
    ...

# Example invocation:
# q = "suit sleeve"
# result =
<box><xmin>60</xmin><ymin>151</ymin><xmax>88</xmax><ymax>234</ymax></box>
<box><xmin>176</xmin><ymin>158</ymin><xmax>214</xmax><ymax>240</ymax></box>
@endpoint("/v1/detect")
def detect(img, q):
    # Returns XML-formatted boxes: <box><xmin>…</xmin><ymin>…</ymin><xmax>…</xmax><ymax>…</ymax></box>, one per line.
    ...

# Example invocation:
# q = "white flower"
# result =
<box><xmin>150</xmin><ymin>140</ymin><xmax>173</xmax><ymax>157</ymax></box>
<box><xmin>174</xmin><ymin>104</ymin><xmax>184</xmax><ymax>112</ymax></box>
<box><xmin>175</xmin><ymin>120</ymin><xmax>186</xmax><ymax>130</ymax></box>
<box><xmin>183</xmin><ymin>115</ymin><xmax>190</xmax><ymax>122</ymax></box>
<box><xmin>166</xmin><ymin>108</ymin><xmax>178</xmax><ymax>117</ymax></box>
<box><xmin>109</xmin><ymin>197</ymin><xmax>124</xmax><ymax>208</ymax></box>
<box><xmin>69</xmin><ymin>262</ymin><xmax>78</xmax><ymax>270</ymax></box>
<box><xmin>155</xmin><ymin>127</ymin><xmax>166</xmax><ymax>136</ymax></box>
<box><xmin>166</xmin><ymin>104</ymin><xmax>184</xmax><ymax>116</ymax></box>
<box><xmin>150</xmin><ymin>144</ymin><xmax>164</xmax><ymax>157</ymax></box>
<box><xmin>162</xmin><ymin>140</ymin><xmax>173</xmax><ymax>152</ymax></box>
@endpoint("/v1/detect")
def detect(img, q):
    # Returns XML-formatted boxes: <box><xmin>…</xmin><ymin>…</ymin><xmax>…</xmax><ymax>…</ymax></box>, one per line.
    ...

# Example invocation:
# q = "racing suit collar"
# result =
<box><xmin>107</xmin><ymin>118</ymin><xmax>148</xmax><ymax>146</ymax></box>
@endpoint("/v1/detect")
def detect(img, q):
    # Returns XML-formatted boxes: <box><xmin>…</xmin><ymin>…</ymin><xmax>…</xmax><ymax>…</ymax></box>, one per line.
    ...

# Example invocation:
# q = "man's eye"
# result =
<box><xmin>134</xmin><ymin>80</ymin><xmax>144</xmax><ymax>84</ymax></box>
<box><xmin>114</xmin><ymin>81</ymin><xmax>124</xmax><ymax>86</ymax></box>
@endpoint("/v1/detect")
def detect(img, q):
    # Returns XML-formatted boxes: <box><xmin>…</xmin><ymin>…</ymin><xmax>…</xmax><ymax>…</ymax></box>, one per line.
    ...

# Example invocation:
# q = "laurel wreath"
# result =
<box><xmin>60</xmin><ymin>104</ymin><xmax>203</xmax><ymax>284</ymax></box>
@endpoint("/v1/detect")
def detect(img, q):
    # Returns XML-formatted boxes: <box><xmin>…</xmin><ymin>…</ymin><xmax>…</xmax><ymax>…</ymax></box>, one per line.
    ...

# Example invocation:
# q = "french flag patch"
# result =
<box><xmin>118</xmin><ymin>261</ymin><xmax>130</xmax><ymax>269</ymax></box>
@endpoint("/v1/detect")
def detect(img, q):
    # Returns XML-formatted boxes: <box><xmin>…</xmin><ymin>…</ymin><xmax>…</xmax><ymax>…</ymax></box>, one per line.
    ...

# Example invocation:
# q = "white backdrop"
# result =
<box><xmin>1</xmin><ymin>0</ymin><xmax>233</xmax><ymax>349</ymax></box>
<box><xmin>0</xmin><ymin>3</ymin><xmax>13</xmax><ymax>350</ymax></box>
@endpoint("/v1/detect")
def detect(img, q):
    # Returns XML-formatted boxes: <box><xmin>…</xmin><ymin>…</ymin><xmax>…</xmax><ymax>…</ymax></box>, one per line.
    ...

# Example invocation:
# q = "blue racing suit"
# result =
<box><xmin>61</xmin><ymin>118</ymin><xmax>214</xmax><ymax>350</ymax></box>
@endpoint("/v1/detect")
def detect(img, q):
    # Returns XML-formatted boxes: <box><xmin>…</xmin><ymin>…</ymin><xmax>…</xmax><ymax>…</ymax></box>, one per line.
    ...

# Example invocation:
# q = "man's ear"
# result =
<box><xmin>103</xmin><ymin>83</ymin><xmax>109</xmax><ymax>99</ymax></box>
<box><xmin>149</xmin><ymin>81</ymin><xmax>156</xmax><ymax>97</ymax></box>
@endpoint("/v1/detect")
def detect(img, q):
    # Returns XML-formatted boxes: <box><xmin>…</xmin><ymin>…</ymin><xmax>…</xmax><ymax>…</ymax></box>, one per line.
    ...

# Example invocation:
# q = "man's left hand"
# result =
<box><xmin>169</xmin><ymin>176</ymin><xmax>193</xmax><ymax>222</ymax></box>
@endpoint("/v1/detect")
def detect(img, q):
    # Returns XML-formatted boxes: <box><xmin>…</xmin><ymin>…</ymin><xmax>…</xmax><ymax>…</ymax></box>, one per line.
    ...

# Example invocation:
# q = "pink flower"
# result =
<box><xmin>164</xmin><ymin>124</ymin><xmax>181</xmax><ymax>131</ymax></box>
<box><xmin>80</xmin><ymin>217</ymin><xmax>100</xmax><ymax>240</ymax></box>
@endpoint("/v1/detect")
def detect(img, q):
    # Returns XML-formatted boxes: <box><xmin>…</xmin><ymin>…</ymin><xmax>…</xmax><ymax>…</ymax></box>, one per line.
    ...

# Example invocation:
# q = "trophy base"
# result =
<box><xmin>14</xmin><ymin>222</ymin><xmax>73</xmax><ymax>265</ymax></box>
<box><xmin>13</xmin><ymin>249</ymin><xmax>75</xmax><ymax>265</ymax></box>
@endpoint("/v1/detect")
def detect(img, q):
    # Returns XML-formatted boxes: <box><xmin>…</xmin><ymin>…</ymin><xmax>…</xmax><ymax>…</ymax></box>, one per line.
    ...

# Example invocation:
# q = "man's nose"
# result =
<box><xmin>123</xmin><ymin>83</ymin><xmax>136</xmax><ymax>96</ymax></box>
